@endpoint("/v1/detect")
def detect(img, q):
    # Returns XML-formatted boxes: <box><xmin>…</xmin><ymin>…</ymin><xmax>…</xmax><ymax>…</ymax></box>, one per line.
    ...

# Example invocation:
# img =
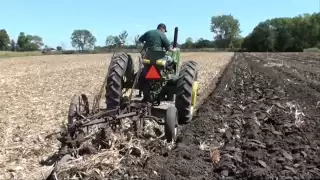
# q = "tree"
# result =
<box><xmin>134</xmin><ymin>35</ymin><xmax>142</xmax><ymax>48</ymax></box>
<box><xmin>10</xmin><ymin>40</ymin><xmax>16</xmax><ymax>51</ymax></box>
<box><xmin>194</xmin><ymin>38</ymin><xmax>214</xmax><ymax>48</ymax></box>
<box><xmin>118</xmin><ymin>31</ymin><xmax>128</xmax><ymax>45</ymax></box>
<box><xmin>71</xmin><ymin>29</ymin><xmax>97</xmax><ymax>51</ymax></box>
<box><xmin>114</xmin><ymin>36</ymin><xmax>121</xmax><ymax>44</ymax></box>
<box><xmin>210</xmin><ymin>15</ymin><xmax>241</xmax><ymax>48</ymax></box>
<box><xmin>243</xmin><ymin>23</ymin><xmax>276</xmax><ymax>52</ymax></box>
<box><xmin>17</xmin><ymin>32</ymin><xmax>28</xmax><ymax>51</ymax></box>
<box><xmin>16</xmin><ymin>33</ymin><xmax>43</xmax><ymax>51</ymax></box>
<box><xmin>275</xmin><ymin>27</ymin><xmax>293</xmax><ymax>51</ymax></box>
<box><xmin>184</xmin><ymin>37</ymin><xmax>194</xmax><ymax>49</ymax></box>
<box><xmin>242</xmin><ymin>12</ymin><xmax>320</xmax><ymax>52</ymax></box>
<box><xmin>105</xmin><ymin>35</ymin><xmax>115</xmax><ymax>46</ymax></box>
<box><xmin>0</xmin><ymin>29</ymin><xmax>10</xmax><ymax>50</ymax></box>
<box><xmin>56</xmin><ymin>46</ymin><xmax>62</xmax><ymax>51</ymax></box>
<box><xmin>27</xmin><ymin>35</ymin><xmax>44</xmax><ymax>51</ymax></box>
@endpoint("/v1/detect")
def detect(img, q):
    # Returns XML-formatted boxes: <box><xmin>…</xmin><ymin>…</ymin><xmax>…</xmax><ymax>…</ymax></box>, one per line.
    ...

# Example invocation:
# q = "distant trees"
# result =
<box><xmin>105</xmin><ymin>35</ymin><xmax>115</xmax><ymax>46</ymax></box>
<box><xmin>10</xmin><ymin>40</ymin><xmax>16</xmax><ymax>51</ymax></box>
<box><xmin>16</xmin><ymin>32</ymin><xmax>44</xmax><ymax>51</ymax></box>
<box><xmin>0</xmin><ymin>12</ymin><xmax>319</xmax><ymax>53</ymax></box>
<box><xmin>210</xmin><ymin>15</ymin><xmax>241</xmax><ymax>49</ymax></box>
<box><xmin>179</xmin><ymin>15</ymin><xmax>243</xmax><ymax>50</ymax></box>
<box><xmin>118</xmin><ymin>31</ymin><xmax>128</xmax><ymax>45</ymax></box>
<box><xmin>56</xmin><ymin>46</ymin><xmax>62</xmax><ymax>51</ymax></box>
<box><xmin>183</xmin><ymin>37</ymin><xmax>193</xmax><ymax>49</ymax></box>
<box><xmin>134</xmin><ymin>35</ymin><xmax>141</xmax><ymax>48</ymax></box>
<box><xmin>104</xmin><ymin>31</ymin><xmax>131</xmax><ymax>49</ymax></box>
<box><xmin>242</xmin><ymin>13</ymin><xmax>320</xmax><ymax>52</ymax></box>
<box><xmin>71</xmin><ymin>29</ymin><xmax>97</xmax><ymax>51</ymax></box>
<box><xmin>180</xmin><ymin>37</ymin><xmax>239</xmax><ymax>49</ymax></box>
<box><xmin>0</xmin><ymin>29</ymin><xmax>10</xmax><ymax>50</ymax></box>
<box><xmin>0</xmin><ymin>30</ymin><xmax>45</xmax><ymax>51</ymax></box>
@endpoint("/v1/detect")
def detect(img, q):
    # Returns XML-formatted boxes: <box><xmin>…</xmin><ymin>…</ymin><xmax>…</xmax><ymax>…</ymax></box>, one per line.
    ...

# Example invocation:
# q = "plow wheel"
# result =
<box><xmin>105</xmin><ymin>53</ymin><xmax>134</xmax><ymax>110</ymax></box>
<box><xmin>175</xmin><ymin>60</ymin><xmax>199</xmax><ymax>124</ymax></box>
<box><xmin>165</xmin><ymin>106</ymin><xmax>178</xmax><ymax>142</ymax></box>
<box><xmin>67</xmin><ymin>94</ymin><xmax>90</xmax><ymax>135</ymax></box>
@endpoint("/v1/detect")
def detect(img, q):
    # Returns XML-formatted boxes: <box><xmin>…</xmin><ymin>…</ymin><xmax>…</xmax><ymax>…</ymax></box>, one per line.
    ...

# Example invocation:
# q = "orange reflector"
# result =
<box><xmin>145</xmin><ymin>65</ymin><xmax>160</xmax><ymax>79</ymax></box>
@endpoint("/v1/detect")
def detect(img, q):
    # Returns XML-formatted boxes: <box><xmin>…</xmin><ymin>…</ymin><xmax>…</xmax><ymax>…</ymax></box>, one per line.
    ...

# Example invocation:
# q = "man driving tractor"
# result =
<box><xmin>138</xmin><ymin>23</ymin><xmax>176</xmax><ymax>63</ymax></box>
<box><xmin>136</xmin><ymin>23</ymin><xmax>177</xmax><ymax>98</ymax></box>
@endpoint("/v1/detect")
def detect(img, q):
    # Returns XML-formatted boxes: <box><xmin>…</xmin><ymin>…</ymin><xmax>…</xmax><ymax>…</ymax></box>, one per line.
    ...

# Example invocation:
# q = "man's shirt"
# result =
<box><xmin>139</xmin><ymin>29</ymin><xmax>170</xmax><ymax>51</ymax></box>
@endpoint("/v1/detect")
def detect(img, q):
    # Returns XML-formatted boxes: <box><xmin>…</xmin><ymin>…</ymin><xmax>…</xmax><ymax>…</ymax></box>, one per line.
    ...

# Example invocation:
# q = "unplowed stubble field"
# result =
<box><xmin>0</xmin><ymin>52</ymin><xmax>233</xmax><ymax>179</ymax></box>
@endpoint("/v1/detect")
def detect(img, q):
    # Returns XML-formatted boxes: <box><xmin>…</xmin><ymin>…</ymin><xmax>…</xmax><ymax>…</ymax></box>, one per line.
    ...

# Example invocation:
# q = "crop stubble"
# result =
<box><xmin>0</xmin><ymin>52</ymin><xmax>233</xmax><ymax>179</ymax></box>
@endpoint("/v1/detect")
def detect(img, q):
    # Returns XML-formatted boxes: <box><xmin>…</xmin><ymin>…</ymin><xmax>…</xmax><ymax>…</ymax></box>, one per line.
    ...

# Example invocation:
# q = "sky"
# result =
<box><xmin>1</xmin><ymin>0</ymin><xmax>319</xmax><ymax>49</ymax></box>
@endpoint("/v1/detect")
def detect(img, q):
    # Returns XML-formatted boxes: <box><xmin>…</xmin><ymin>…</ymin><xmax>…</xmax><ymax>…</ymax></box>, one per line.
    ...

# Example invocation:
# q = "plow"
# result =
<box><xmin>45</xmin><ymin>27</ymin><xmax>199</xmax><ymax>179</ymax></box>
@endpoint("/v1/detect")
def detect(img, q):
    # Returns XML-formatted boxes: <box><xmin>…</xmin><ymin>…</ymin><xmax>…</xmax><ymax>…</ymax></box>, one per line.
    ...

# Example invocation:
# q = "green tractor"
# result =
<box><xmin>104</xmin><ymin>27</ymin><xmax>199</xmax><ymax>141</ymax></box>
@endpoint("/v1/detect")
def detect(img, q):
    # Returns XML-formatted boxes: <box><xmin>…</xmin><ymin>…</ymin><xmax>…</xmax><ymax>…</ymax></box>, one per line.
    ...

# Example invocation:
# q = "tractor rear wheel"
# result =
<box><xmin>175</xmin><ymin>60</ymin><xmax>198</xmax><ymax>124</ymax></box>
<box><xmin>105</xmin><ymin>53</ymin><xmax>134</xmax><ymax>110</ymax></box>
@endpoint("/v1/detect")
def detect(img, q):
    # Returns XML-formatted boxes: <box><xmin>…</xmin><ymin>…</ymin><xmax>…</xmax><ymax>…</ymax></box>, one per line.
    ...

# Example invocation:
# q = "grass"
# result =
<box><xmin>0</xmin><ymin>51</ymin><xmax>43</xmax><ymax>58</ymax></box>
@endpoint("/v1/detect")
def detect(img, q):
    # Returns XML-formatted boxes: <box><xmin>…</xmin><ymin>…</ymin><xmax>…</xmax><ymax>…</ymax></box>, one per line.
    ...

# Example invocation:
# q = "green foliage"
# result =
<box><xmin>105</xmin><ymin>35</ymin><xmax>115</xmax><ymax>46</ymax></box>
<box><xmin>56</xmin><ymin>46</ymin><xmax>62</xmax><ymax>51</ymax></box>
<box><xmin>17</xmin><ymin>32</ymin><xmax>26</xmax><ymax>50</ymax></box>
<box><xmin>104</xmin><ymin>31</ymin><xmax>130</xmax><ymax>49</ymax></box>
<box><xmin>180</xmin><ymin>37</ymin><xmax>243</xmax><ymax>50</ymax></box>
<box><xmin>71</xmin><ymin>29</ymin><xmax>97</xmax><ymax>51</ymax></box>
<box><xmin>243</xmin><ymin>13</ymin><xmax>320</xmax><ymax>52</ymax></box>
<box><xmin>0</xmin><ymin>29</ymin><xmax>10</xmax><ymax>50</ymax></box>
<box><xmin>183</xmin><ymin>37</ymin><xmax>194</xmax><ymax>48</ymax></box>
<box><xmin>10</xmin><ymin>40</ymin><xmax>16</xmax><ymax>51</ymax></box>
<box><xmin>118</xmin><ymin>31</ymin><xmax>128</xmax><ymax>45</ymax></box>
<box><xmin>16</xmin><ymin>32</ymin><xmax>44</xmax><ymax>51</ymax></box>
<box><xmin>210</xmin><ymin>15</ymin><xmax>241</xmax><ymax>48</ymax></box>
<box><xmin>194</xmin><ymin>38</ymin><xmax>214</xmax><ymax>48</ymax></box>
<box><xmin>134</xmin><ymin>35</ymin><xmax>142</xmax><ymax>48</ymax></box>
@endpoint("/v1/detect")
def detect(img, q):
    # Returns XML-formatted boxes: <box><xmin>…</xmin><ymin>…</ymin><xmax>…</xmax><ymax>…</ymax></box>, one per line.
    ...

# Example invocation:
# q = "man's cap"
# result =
<box><xmin>157</xmin><ymin>23</ymin><xmax>167</xmax><ymax>32</ymax></box>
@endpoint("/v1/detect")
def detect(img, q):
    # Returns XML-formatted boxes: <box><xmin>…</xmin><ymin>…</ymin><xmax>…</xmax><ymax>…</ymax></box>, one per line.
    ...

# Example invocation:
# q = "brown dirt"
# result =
<box><xmin>115</xmin><ymin>52</ymin><xmax>320</xmax><ymax>180</ymax></box>
<box><xmin>0</xmin><ymin>52</ymin><xmax>233</xmax><ymax>179</ymax></box>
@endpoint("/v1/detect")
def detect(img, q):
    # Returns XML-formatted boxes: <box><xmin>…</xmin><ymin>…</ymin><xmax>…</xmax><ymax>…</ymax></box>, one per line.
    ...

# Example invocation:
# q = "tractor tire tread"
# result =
<box><xmin>105</xmin><ymin>53</ymin><xmax>131</xmax><ymax>110</ymax></box>
<box><xmin>175</xmin><ymin>60</ymin><xmax>198</xmax><ymax>124</ymax></box>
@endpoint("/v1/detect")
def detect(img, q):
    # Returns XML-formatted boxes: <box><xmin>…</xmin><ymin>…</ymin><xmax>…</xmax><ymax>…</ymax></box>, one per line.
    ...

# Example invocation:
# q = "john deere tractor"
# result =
<box><xmin>104</xmin><ymin>27</ymin><xmax>198</xmax><ymax>140</ymax></box>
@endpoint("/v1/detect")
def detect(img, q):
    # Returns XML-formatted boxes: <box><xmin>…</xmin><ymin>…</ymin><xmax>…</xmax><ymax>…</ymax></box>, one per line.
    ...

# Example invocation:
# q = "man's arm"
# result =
<box><xmin>138</xmin><ymin>32</ymin><xmax>147</xmax><ymax>43</ymax></box>
<box><xmin>160</xmin><ymin>34</ymin><xmax>174</xmax><ymax>52</ymax></box>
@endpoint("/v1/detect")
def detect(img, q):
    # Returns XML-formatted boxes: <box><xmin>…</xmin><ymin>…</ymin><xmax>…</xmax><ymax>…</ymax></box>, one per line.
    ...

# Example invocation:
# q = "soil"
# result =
<box><xmin>113</xmin><ymin>52</ymin><xmax>320</xmax><ymax>180</ymax></box>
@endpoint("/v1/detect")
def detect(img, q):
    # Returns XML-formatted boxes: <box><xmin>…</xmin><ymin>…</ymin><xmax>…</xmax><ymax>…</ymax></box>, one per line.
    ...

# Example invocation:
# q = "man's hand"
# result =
<box><xmin>170</xmin><ymin>47</ymin><xmax>179</xmax><ymax>52</ymax></box>
<box><xmin>168</xmin><ymin>45</ymin><xmax>177</xmax><ymax>52</ymax></box>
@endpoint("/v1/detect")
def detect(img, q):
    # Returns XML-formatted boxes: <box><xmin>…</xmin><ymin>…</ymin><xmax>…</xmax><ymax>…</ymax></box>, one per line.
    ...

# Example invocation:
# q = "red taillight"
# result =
<box><xmin>145</xmin><ymin>65</ymin><xmax>161</xmax><ymax>80</ymax></box>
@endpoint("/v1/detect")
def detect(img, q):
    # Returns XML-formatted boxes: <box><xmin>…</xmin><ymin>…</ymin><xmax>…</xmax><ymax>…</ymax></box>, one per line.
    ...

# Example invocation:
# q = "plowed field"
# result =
<box><xmin>0</xmin><ymin>52</ymin><xmax>233</xmax><ymax>179</ymax></box>
<box><xmin>120</xmin><ymin>52</ymin><xmax>320</xmax><ymax>180</ymax></box>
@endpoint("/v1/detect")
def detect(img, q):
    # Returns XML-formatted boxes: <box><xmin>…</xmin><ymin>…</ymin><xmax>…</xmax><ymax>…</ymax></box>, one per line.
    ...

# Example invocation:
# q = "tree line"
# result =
<box><xmin>0</xmin><ymin>12</ymin><xmax>319</xmax><ymax>53</ymax></box>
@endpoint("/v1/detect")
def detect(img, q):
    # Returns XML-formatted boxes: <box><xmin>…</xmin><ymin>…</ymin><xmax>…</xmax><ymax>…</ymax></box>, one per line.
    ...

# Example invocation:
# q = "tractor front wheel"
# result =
<box><xmin>105</xmin><ymin>53</ymin><xmax>134</xmax><ymax>110</ymax></box>
<box><xmin>175</xmin><ymin>60</ymin><xmax>198</xmax><ymax>124</ymax></box>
